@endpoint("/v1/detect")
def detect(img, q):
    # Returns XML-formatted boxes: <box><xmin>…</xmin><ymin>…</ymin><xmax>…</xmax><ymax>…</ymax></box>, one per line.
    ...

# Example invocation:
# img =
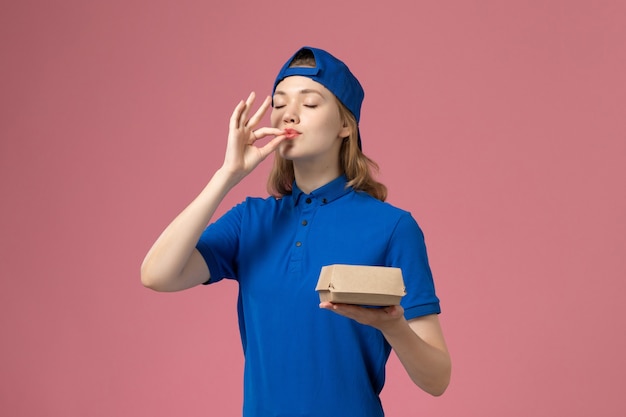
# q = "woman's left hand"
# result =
<box><xmin>319</xmin><ymin>302</ymin><xmax>406</xmax><ymax>332</ymax></box>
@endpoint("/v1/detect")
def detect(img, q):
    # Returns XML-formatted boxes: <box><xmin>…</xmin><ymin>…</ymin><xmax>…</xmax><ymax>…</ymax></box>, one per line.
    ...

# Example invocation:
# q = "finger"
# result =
<box><xmin>250</xmin><ymin>127</ymin><xmax>285</xmax><ymax>141</ymax></box>
<box><xmin>241</xmin><ymin>92</ymin><xmax>256</xmax><ymax>127</ymax></box>
<box><xmin>249</xmin><ymin>128</ymin><xmax>285</xmax><ymax>146</ymax></box>
<box><xmin>383</xmin><ymin>305</ymin><xmax>404</xmax><ymax>318</ymax></box>
<box><xmin>246</xmin><ymin>95</ymin><xmax>272</xmax><ymax>128</ymax></box>
<box><xmin>230</xmin><ymin>99</ymin><xmax>246</xmax><ymax>130</ymax></box>
<box><xmin>256</xmin><ymin>134</ymin><xmax>288</xmax><ymax>158</ymax></box>
<box><xmin>258</xmin><ymin>135</ymin><xmax>292</xmax><ymax>159</ymax></box>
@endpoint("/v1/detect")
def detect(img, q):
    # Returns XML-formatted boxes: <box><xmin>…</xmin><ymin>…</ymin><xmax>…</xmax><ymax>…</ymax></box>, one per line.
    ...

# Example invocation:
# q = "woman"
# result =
<box><xmin>141</xmin><ymin>46</ymin><xmax>451</xmax><ymax>416</ymax></box>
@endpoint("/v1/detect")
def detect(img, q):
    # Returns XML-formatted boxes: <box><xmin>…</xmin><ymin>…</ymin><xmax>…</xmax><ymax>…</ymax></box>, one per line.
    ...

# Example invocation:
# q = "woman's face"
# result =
<box><xmin>271</xmin><ymin>76</ymin><xmax>350</xmax><ymax>162</ymax></box>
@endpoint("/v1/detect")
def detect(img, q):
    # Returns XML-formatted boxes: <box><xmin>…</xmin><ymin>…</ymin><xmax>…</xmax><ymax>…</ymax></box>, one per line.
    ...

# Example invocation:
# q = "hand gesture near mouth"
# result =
<box><xmin>222</xmin><ymin>92</ymin><xmax>286</xmax><ymax>181</ymax></box>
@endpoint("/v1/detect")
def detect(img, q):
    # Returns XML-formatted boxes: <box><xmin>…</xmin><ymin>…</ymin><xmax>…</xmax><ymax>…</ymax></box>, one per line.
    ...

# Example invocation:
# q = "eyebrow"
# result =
<box><xmin>273</xmin><ymin>89</ymin><xmax>325</xmax><ymax>98</ymax></box>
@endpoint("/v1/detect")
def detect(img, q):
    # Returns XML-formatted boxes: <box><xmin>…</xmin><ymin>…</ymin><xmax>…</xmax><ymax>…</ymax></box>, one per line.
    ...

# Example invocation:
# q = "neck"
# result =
<box><xmin>293</xmin><ymin>161</ymin><xmax>341</xmax><ymax>194</ymax></box>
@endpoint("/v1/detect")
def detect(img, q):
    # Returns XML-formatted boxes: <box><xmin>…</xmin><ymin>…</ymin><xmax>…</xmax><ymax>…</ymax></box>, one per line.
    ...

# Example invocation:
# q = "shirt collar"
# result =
<box><xmin>292</xmin><ymin>175</ymin><xmax>352</xmax><ymax>206</ymax></box>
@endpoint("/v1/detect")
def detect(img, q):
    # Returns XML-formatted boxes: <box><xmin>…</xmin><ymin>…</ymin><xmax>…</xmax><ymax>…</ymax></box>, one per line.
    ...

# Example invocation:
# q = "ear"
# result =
<box><xmin>339</xmin><ymin>122</ymin><xmax>351</xmax><ymax>139</ymax></box>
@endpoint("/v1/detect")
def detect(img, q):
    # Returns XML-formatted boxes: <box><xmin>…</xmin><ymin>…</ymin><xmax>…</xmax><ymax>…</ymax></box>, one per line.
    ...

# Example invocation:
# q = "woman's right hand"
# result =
<box><xmin>141</xmin><ymin>92</ymin><xmax>286</xmax><ymax>292</ymax></box>
<box><xmin>221</xmin><ymin>92</ymin><xmax>286</xmax><ymax>181</ymax></box>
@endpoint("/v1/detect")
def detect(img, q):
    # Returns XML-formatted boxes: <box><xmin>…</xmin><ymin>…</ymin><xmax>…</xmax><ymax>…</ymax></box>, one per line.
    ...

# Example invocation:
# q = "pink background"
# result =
<box><xmin>1</xmin><ymin>1</ymin><xmax>625</xmax><ymax>416</ymax></box>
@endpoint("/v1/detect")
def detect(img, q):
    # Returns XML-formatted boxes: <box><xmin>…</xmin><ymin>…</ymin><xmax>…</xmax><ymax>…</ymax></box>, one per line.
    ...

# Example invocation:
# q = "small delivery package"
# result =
<box><xmin>315</xmin><ymin>264</ymin><xmax>406</xmax><ymax>306</ymax></box>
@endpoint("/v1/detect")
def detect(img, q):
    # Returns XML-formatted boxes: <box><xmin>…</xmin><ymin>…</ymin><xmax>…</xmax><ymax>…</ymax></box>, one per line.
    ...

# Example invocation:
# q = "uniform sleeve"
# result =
<box><xmin>386</xmin><ymin>212</ymin><xmax>441</xmax><ymax>320</ymax></box>
<box><xmin>195</xmin><ymin>201</ymin><xmax>244</xmax><ymax>284</ymax></box>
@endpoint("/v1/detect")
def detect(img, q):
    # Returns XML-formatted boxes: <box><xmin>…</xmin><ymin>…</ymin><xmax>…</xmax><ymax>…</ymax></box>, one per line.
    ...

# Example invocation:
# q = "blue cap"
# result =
<box><xmin>273</xmin><ymin>46</ymin><xmax>364</xmax><ymax>149</ymax></box>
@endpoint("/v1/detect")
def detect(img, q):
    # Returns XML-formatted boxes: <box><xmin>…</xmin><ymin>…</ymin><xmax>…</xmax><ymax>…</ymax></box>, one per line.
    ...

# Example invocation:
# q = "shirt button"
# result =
<box><xmin>295</xmin><ymin>241</ymin><xmax>302</xmax><ymax>247</ymax></box>
<box><xmin>305</xmin><ymin>197</ymin><xmax>312</xmax><ymax>204</ymax></box>
<box><xmin>301</xmin><ymin>220</ymin><xmax>308</xmax><ymax>226</ymax></box>
<box><xmin>322</xmin><ymin>198</ymin><xmax>327</xmax><ymax>204</ymax></box>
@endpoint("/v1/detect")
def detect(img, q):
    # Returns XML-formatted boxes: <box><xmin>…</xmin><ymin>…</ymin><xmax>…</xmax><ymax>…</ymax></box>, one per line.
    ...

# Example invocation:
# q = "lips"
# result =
<box><xmin>283</xmin><ymin>128</ymin><xmax>300</xmax><ymax>139</ymax></box>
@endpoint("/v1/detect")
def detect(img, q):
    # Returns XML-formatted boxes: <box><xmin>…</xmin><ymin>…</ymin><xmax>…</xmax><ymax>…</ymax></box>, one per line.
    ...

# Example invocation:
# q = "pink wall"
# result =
<box><xmin>1</xmin><ymin>1</ymin><xmax>624</xmax><ymax>416</ymax></box>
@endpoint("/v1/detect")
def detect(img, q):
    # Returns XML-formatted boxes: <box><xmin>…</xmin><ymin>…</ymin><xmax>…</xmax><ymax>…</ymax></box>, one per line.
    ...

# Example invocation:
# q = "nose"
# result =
<box><xmin>282</xmin><ymin>104</ymin><xmax>299</xmax><ymax>125</ymax></box>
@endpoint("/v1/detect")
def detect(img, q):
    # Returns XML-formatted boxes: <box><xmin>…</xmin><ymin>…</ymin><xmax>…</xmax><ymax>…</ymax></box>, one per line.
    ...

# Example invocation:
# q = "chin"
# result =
<box><xmin>278</xmin><ymin>142</ymin><xmax>297</xmax><ymax>160</ymax></box>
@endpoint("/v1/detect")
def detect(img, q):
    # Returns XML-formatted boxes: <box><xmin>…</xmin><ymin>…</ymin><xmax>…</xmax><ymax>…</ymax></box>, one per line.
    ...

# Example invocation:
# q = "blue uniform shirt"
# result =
<box><xmin>196</xmin><ymin>175</ymin><xmax>440</xmax><ymax>417</ymax></box>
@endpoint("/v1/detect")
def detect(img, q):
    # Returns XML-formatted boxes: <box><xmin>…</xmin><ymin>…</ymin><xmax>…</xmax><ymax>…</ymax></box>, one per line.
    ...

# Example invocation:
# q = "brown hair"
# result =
<box><xmin>267</xmin><ymin>51</ymin><xmax>387</xmax><ymax>201</ymax></box>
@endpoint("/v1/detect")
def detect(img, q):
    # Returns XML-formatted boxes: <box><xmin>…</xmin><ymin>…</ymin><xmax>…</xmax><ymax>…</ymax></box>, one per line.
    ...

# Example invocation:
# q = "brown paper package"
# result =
<box><xmin>315</xmin><ymin>264</ymin><xmax>406</xmax><ymax>306</ymax></box>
